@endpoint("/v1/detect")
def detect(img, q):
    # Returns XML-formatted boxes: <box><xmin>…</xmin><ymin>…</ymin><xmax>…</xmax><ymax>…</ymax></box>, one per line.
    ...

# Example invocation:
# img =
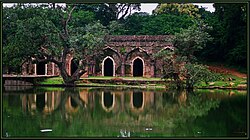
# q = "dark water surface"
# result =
<box><xmin>2</xmin><ymin>86</ymin><xmax>248</xmax><ymax>138</ymax></box>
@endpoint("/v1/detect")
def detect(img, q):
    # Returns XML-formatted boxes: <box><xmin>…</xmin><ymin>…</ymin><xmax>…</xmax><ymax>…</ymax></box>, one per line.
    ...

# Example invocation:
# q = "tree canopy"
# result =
<box><xmin>3</xmin><ymin>4</ymin><xmax>109</xmax><ymax>85</ymax></box>
<box><xmin>3</xmin><ymin>3</ymin><xmax>247</xmax><ymax>84</ymax></box>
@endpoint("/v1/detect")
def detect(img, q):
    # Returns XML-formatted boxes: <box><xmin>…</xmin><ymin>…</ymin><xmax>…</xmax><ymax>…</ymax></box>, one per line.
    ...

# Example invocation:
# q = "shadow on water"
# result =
<box><xmin>2</xmin><ymin>86</ymin><xmax>247</xmax><ymax>138</ymax></box>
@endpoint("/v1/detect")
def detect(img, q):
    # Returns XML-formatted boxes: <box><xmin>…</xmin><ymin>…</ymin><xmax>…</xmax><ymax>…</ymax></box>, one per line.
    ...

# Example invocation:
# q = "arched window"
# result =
<box><xmin>102</xmin><ymin>56</ymin><xmax>115</xmax><ymax>76</ymax></box>
<box><xmin>132</xmin><ymin>57</ymin><xmax>144</xmax><ymax>77</ymax></box>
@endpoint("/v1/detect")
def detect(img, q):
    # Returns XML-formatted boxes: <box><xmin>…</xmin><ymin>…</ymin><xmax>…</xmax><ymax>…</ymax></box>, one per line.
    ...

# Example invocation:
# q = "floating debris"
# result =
<box><xmin>40</xmin><ymin>129</ymin><xmax>52</xmax><ymax>133</ymax></box>
<box><xmin>145</xmin><ymin>128</ymin><xmax>153</xmax><ymax>131</ymax></box>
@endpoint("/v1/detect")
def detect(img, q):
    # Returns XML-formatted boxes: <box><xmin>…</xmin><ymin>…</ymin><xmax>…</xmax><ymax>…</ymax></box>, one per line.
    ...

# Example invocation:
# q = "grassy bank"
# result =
<box><xmin>37</xmin><ymin>74</ymin><xmax>247</xmax><ymax>90</ymax></box>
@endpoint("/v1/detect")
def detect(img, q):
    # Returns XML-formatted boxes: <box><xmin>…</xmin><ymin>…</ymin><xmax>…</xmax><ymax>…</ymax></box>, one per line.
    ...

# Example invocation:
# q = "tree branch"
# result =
<box><xmin>64</xmin><ymin>5</ymin><xmax>76</xmax><ymax>37</ymax></box>
<box><xmin>33</xmin><ymin>51</ymin><xmax>62</xmax><ymax>66</ymax></box>
<box><xmin>119</xmin><ymin>4</ymin><xmax>131</xmax><ymax>19</ymax></box>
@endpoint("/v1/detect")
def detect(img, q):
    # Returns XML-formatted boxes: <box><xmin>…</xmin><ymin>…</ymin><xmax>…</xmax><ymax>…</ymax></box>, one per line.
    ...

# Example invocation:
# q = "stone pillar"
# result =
<box><xmin>45</xmin><ymin>64</ymin><xmax>48</xmax><ymax>75</ymax></box>
<box><xmin>22</xmin><ymin>62</ymin><xmax>27</xmax><ymax>75</ymax></box>
<box><xmin>52</xmin><ymin>63</ymin><xmax>55</xmax><ymax>76</ymax></box>
<box><xmin>92</xmin><ymin>63</ymin><xmax>96</xmax><ymax>76</ymax></box>
<box><xmin>150</xmin><ymin>60</ymin><xmax>155</xmax><ymax>77</ymax></box>
<box><xmin>88</xmin><ymin>64</ymin><xmax>92</xmax><ymax>76</ymax></box>
<box><xmin>121</xmin><ymin>56</ymin><xmax>125</xmax><ymax>77</ymax></box>
<box><xmin>34</xmin><ymin>64</ymin><xmax>37</xmax><ymax>75</ymax></box>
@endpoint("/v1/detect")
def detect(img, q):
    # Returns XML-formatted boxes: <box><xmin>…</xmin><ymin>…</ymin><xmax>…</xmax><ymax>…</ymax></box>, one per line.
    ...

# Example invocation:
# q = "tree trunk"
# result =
<box><xmin>58</xmin><ymin>64</ymin><xmax>76</xmax><ymax>86</ymax></box>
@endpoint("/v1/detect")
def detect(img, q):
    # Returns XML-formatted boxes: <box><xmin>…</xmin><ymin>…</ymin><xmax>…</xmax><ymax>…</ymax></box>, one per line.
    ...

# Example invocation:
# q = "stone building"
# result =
<box><xmin>21</xmin><ymin>35</ymin><xmax>174</xmax><ymax>78</ymax></box>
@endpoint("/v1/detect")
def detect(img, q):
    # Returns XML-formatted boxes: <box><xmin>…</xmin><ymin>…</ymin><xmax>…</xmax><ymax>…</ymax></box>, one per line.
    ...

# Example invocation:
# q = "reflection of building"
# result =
<box><xmin>18</xmin><ymin>88</ymin><xmax>189</xmax><ymax>117</ymax></box>
<box><xmin>21</xmin><ymin>91</ymin><xmax>61</xmax><ymax>114</ymax></box>
<box><xmin>101</xmin><ymin>92</ymin><xmax>115</xmax><ymax>112</ymax></box>
<box><xmin>21</xmin><ymin>35</ymin><xmax>174</xmax><ymax>77</ymax></box>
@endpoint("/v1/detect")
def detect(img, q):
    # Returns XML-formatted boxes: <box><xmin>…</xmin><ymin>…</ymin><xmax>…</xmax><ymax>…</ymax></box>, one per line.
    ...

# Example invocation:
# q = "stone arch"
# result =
<box><xmin>132</xmin><ymin>56</ymin><xmax>145</xmax><ymax>77</ymax></box>
<box><xmin>102</xmin><ymin>47</ymin><xmax>121</xmax><ymax>75</ymax></box>
<box><xmin>101</xmin><ymin>91</ymin><xmax>115</xmax><ymax>112</ymax></box>
<box><xmin>102</xmin><ymin>56</ymin><xmax>116</xmax><ymax>76</ymax></box>
<box><xmin>70</xmin><ymin>58</ymin><xmax>79</xmax><ymax>76</ymax></box>
<box><xmin>125</xmin><ymin>47</ymin><xmax>150</xmax><ymax>61</ymax></box>
<box><xmin>158</xmin><ymin>45</ymin><xmax>175</xmax><ymax>52</ymax></box>
<box><xmin>103</xmin><ymin>46</ymin><xmax>121</xmax><ymax>59</ymax></box>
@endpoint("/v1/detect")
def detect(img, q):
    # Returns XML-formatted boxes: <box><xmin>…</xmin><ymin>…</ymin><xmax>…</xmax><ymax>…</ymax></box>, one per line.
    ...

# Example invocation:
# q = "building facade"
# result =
<box><xmin>21</xmin><ymin>35</ymin><xmax>174</xmax><ymax>78</ymax></box>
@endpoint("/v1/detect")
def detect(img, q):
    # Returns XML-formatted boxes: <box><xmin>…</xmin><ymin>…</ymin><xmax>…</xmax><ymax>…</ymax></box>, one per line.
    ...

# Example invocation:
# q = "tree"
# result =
<box><xmin>123</xmin><ymin>12</ymin><xmax>194</xmax><ymax>35</ymax></box>
<box><xmin>74</xmin><ymin>3</ymin><xmax>141</xmax><ymax>25</ymax></box>
<box><xmin>108</xmin><ymin>3</ymin><xmax>141</xmax><ymax>20</ymax></box>
<box><xmin>197</xmin><ymin>3</ymin><xmax>247</xmax><ymax>69</ymax></box>
<box><xmin>153</xmin><ymin>3</ymin><xmax>201</xmax><ymax>18</ymax></box>
<box><xmin>74</xmin><ymin>4</ymin><xmax>116</xmax><ymax>26</ymax></box>
<box><xmin>3</xmin><ymin>4</ymin><xmax>108</xmax><ymax>85</ymax></box>
<box><xmin>156</xmin><ymin>21</ymin><xmax>216</xmax><ymax>90</ymax></box>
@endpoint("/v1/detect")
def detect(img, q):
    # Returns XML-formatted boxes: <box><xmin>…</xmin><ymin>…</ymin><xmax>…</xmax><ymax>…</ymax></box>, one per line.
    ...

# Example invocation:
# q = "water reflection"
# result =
<box><xmin>102</xmin><ymin>92</ymin><xmax>114</xmax><ymax>112</ymax></box>
<box><xmin>2</xmin><ymin>87</ymin><xmax>247</xmax><ymax>138</ymax></box>
<box><xmin>132</xmin><ymin>91</ymin><xmax>143</xmax><ymax>109</ymax></box>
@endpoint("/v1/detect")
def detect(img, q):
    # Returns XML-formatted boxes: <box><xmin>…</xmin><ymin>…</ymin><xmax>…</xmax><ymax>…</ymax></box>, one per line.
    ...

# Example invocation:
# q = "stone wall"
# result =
<box><xmin>21</xmin><ymin>35</ymin><xmax>174</xmax><ymax>78</ymax></box>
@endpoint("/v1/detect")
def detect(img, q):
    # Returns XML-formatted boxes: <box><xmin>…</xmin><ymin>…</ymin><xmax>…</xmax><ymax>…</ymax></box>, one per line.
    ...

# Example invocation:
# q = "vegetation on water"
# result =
<box><xmin>3</xmin><ymin>3</ymin><xmax>247</xmax><ymax>86</ymax></box>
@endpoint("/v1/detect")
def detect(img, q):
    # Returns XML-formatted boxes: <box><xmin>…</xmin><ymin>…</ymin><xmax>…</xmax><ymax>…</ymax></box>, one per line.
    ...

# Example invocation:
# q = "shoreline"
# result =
<box><xmin>4</xmin><ymin>83</ymin><xmax>247</xmax><ymax>90</ymax></box>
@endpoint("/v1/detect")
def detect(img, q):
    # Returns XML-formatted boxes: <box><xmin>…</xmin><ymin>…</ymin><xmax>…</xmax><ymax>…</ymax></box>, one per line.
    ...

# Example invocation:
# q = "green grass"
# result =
<box><xmin>39</xmin><ymin>77</ymin><xmax>64</xmax><ymax>84</ymax></box>
<box><xmin>81</xmin><ymin>76</ymin><xmax>162</xmax><ymax>81</ymax></box>
<box><xmin>195</xmin><ymin>74</ymin><xmax>247</xmax><ymax>89</ymax></box>
<box><xmin>77</xmin><ymin>82</ymin><xmax>166</xmax><ymax>89</ymax></box>
<box><xmin>37</xmin><ymin>76</ymin><xmax>165</xmax><ymax>89</ymax></box>
<box><xmin>38</xmin><ymin>75</ymin><xmax>247</xmax><ymax>90</ymax></box>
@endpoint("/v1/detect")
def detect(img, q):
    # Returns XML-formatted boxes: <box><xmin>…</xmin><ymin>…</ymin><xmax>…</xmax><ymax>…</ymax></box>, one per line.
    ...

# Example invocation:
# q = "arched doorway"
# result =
<box><xmin>70</xmin><ymin>58</ymin><xmax>79</xmax><ymax>76</ymax></box>
<box><xmin>133</xmin><ymin>57</ymin><xmax>144</xmax><ymax>77</ymax></box>
<box><xmin>37</xmin><ymin>61</ymin><xmax>46</xmax><ymax>75</ymax></box>
<box><xmin>102</xmin><ymin>56</ymin><xmax>115</xmax><ymax>76</ymax></box>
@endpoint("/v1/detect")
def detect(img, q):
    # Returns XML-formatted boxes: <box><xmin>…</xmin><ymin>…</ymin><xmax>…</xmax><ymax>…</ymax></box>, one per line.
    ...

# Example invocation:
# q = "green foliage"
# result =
<box><xmin>198</xmin><ymin>3</ymin><xmax>247</xmax><ymax>68</ymax></box>
<box><xmin>123</xmin><ymin>13</ymin><xmax>194</xmax><ymax>35</ymax></box>
<box><xmin>153</xmin><ymin>3</ymin><xmax>201</xmax><ymax>18</ymax></box>
<box><xmin>81</xmin><ymin>22</ymin><xmax>108</xmax><ymax>56</ymax></box>
<box><xmin>108</xmin><ymin>20</ymin><xmax>127</xmax><ymax>35</ymax></box>
<box><xmin>182</xmin><ymin>63</ymin><xmax>222</xmax><ymax>88</ymax></box>
<box><xmin>172</xmin><ymin>20</ymin><xmax>213</xmax><ymax>62</ymax></box>
<box><xmin>3</xmin><ymin>4</ymin><xmax>109</xmax><ymax>76</ymax></box>
<box><xmin>74</xmin><ymin>4</ymin><xmax>116</xmax><ymax>26</ymax></box>
<box><xmin>3</xmin><ymin>4</ymin><xmax>62</xmax><ymax>72</ymax></box>
<box><xmin>70</xmin><ymin>10</ymin><xmax>95</xmax><ymax>27</ymax></box>
<box><xmin>156</xmin><ymin>20</ymin><xmax>215</xmax><ymax>90</ymax></box>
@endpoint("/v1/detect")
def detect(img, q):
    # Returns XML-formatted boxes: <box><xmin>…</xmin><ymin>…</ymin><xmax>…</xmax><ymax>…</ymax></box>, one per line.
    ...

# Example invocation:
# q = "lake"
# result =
<box><xmin>2</xmin><ymin>86</ymin><xmax>247</xmax><ymax>138</ymax></box>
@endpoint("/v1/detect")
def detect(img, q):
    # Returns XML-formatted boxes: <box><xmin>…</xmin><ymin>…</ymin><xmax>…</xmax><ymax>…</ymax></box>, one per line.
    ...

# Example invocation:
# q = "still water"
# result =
<box><xmin>2</xmin><ymin>86</ymin><xmax>248</xmax><ymax>138</ymax></box>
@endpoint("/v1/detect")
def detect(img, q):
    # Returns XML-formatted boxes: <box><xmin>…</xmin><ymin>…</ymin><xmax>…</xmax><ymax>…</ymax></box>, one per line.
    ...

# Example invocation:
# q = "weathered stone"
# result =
<box><xmin>22</xmin><ymin>35</ymin><xmax>174</xmax><ymax>78</ymax></box>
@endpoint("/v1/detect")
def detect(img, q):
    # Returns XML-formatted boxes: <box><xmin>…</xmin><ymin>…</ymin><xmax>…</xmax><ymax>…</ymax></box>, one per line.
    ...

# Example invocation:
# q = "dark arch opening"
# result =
<box><xmin>70</xmin><ymin>97</ymin><xmax>78</xmax><ymax>108</ymax></box>
<box><xmin>133</xmin><ymin>91</ymin><xmax>143</xmax><ymax>108</ymax></box>
<box><xmin>71</xmin><ymin>59</ymin><xmax>79</xmax><ymax>76</ymax></box>
<box><xmin>133</xmin><ymin>58</ymin><xmax>143</xmax><ymax>77</ymax></box>
<box><xmin>104</xmin><ymin>92</ymin><xmax>113</xmax><ymax>109</ymax></box>
<box><xmin>36</xmin><ymin>93</ymin><xmax>45</xmax><ymax>111</ymax></box>
<box><xmin>37</xmin><ymin>62</ymin><xmax>46</xmax><ymax>75</ymax></box>
<box><xmin>104</xmin><ymin>58</ymin><xmax>113</xmax><ymax>76</ymax></box>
